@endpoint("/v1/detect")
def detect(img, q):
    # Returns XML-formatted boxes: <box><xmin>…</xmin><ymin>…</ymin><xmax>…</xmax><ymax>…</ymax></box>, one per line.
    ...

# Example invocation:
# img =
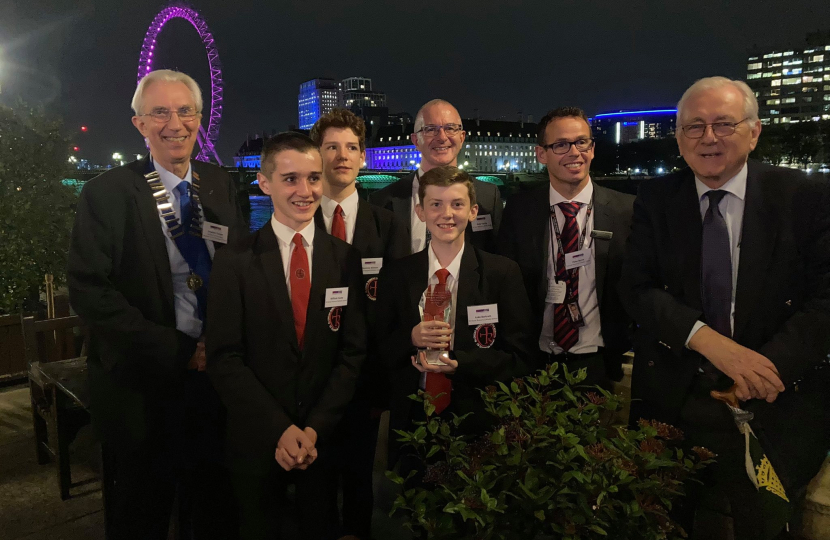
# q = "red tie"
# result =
<box><xmin>553</xmin><ymin>202</ymin><xmax>581</xmax><ymax>352</ymax></box>
<box><xmin>424</xmin><ymin>268</ymin><xmax>452</xmax><ymax>414</ymax></box>
<box><xmin>289</xmin><ymin>233</ymin><xmax>310</xmax><ymax>349</ymax></box>
<box><xmin>331</xmin><ymin>204</ymin><xmax>346</xmax><ymax>241</ymax></box>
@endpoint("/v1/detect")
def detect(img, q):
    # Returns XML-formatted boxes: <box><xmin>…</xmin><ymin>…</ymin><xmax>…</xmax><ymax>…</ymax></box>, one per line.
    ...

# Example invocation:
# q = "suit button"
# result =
<box><xmin>297</xmin><ymin>401</ymin><xmax>303</xmax><ymax>408</ymax></box>
<box><xmin>648</xmin><ymin>361</ymin><xmax>655</xmax><ymax>367</ymax></box>
<box><xmin>785</xmin><ymin>300</ymin><xmax>792</xmax><ymax>306</ymax></box>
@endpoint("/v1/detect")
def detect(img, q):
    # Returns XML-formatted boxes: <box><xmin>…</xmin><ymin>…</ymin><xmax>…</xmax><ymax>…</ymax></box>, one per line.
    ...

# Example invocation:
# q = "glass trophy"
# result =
<box><xmin>418</xmin><ymin>284</ymin><xmax>453</xmax><ymax>365</ymax></box>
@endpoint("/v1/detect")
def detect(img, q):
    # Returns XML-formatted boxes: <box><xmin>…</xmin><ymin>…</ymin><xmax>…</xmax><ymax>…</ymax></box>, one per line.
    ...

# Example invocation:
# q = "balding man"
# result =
<box><xmin>620</xmin><ymin>76</ymin><xmax>830</xmax><ymax>539</ymax></box>
<box><xmin>370</xmin><ymin>99</ymin><xmax>502</xmax><ymax>253</ymax></box>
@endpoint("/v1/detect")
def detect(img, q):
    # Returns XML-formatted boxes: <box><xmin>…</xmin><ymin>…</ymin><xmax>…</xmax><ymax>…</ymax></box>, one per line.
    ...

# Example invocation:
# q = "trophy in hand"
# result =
<box><xmin>419</xmin><ymin>283</ymin><xmax>453</xmax><ymax>365</ymax></box>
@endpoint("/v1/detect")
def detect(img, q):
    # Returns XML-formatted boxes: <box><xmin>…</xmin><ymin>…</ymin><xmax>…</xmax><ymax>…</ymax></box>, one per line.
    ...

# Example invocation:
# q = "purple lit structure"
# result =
<box><xmin>137</xmin><ymin>2</ymin><xmax>224</xmax><ymax>164</ymax></box>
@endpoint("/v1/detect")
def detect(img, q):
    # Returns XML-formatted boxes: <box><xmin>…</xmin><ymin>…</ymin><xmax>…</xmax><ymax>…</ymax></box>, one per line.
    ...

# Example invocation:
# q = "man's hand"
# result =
<box><xmin>688</xmin><ymin>326</ymin><xmax>785</xmax><ymax>402</ymax></box>
<box><xmin>275</xmin><ymin>425</ymin><xmax>315</xmax><ymax>471</ymax></box>
<box><xmin>187</xmin><ymin>341</ymin><xmax>206</xmax><ymax>371</ymax></box>
<box><xmin>411</xmin><ymin>321</ymin><xmax>452</xmax><ymax>349</ymax></box>
<box><xmin>411</xmin><ymin>350</ymin><xmax>458</xmax><ymax>375</ymax></box>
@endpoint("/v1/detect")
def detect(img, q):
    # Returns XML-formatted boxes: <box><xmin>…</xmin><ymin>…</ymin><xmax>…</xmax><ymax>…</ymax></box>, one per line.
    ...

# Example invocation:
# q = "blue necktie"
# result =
<box><xmin>701</xmin><ymin>190</ymin><xmax>732</xmax><ymax>338</ymax></box>
<box><xmin>175</xmin><ymin>181</ymin><xmax>212</xmax><ymax>322</ymax></box>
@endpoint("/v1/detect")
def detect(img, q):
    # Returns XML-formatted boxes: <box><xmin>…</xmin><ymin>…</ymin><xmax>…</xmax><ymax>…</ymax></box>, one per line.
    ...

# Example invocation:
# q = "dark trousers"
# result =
<box><xmin>546</xmin><ymin>349</ymin><xmax>612</xmax><ymax>390</ymax></box>
<box><xmin>328</xmin><ymin>400</ymin><xmax>381</xmax><ymax>539</ymax></box>
<box><xmin>231</xmin><ymin>451</ymin><xmax>339</xmax><ymax>540</ymax></box>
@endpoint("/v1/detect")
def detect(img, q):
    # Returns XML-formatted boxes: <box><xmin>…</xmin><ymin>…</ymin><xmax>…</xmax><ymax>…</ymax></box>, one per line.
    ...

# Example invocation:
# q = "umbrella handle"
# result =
<box><xmin>710</xmin><ymin>384</ymin><xmax>740</xmax><ymax>408</ymax></box>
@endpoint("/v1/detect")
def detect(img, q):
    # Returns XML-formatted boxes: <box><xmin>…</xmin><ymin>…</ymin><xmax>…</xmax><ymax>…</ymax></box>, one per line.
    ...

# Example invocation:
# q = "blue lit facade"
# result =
<box><xmin>589</xmin><ymin>109</ymin><xmax>677</xmax><ymax>144</ymax></box>
<box><xmin>365</xmin><ymin>145</ymin><xmax>421</xmax><ymax>170</ymax></box>
<box><xmin>298</xmin><ymin>78</ymin><xmax>342</xmax><ymax>130</ymax></box>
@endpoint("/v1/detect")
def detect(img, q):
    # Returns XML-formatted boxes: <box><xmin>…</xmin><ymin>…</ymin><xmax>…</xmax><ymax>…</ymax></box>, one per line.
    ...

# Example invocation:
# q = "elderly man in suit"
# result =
<box><xmin>619</xmin><ymin>76</ymin><xmax>830</xmax><ymax>539</ymax></box>
<box><xmin>497</xmin><ymin>107</ymin><xmax>634</xmax><ymax>389</ymax></box>
<box><xmin>370</xmin><ymin>99</ymin><xmax>503</xmax><ymax>254</ymax></box>
<box><xmin>68</xmin><ymin>69</ymin><xmax>247</xmax><ymax>540</ymax></box>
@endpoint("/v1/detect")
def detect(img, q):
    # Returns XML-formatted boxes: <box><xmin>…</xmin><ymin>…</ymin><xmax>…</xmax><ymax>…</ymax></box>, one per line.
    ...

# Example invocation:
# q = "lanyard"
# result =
<box><xmin>548</xmin><ymin>195</ymin><xmax>594</xmax><ymax>280</ymax></box>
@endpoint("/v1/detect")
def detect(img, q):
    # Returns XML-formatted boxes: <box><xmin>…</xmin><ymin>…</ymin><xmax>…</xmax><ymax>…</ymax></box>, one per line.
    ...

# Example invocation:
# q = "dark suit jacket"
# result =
<box><xmin>205</xmin><ymin>224</ymin><xmax>367</xmax><ymax>470</ymax></box>
<box><xmin>68</xmin><ymin>157</ymin><xmax>247</xmax><ymax>448</ymax></box>
<box><xmin>375</xmin><ymin>242</ymin><xmax>534</xmax><ymax>454</ymax></box>
<box><xmin>496</xmin><ymin>182</ymin><xmax>635</xmax><ymax>380</ymax></box>
<box><xmin>369</xmin><ymin>171</ymin><xmax>503</xmax><ymax>253</ymax></box>
<box><xmin>314</xmin><ymin>199</ymin><xmax>408</xmax><ymax>408</ymax></box>
<box><xmin>619</xmin><ymin>160</ymin><xmax>830</xmax><ymax>491</ymax></box>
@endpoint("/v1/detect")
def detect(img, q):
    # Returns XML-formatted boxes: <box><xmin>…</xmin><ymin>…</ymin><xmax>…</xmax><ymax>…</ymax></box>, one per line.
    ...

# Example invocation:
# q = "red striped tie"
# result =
<box><xmin>553</xmin><ymin>202</ymin><xmax>581</xmax><ymax>352</ymax></box>
<box><xmin>289</xmin><ymin>233</ymin><xmax>310</xmax><ymax>349</ymax></box>
<box><xmin>331</xmin><ymin>204</ymin><xmax>346</xmax><ymax>241</ymax></box>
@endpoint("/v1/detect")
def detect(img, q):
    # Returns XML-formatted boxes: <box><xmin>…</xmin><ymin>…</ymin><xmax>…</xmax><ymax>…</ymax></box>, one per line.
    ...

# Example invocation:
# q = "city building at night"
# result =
<box><xmin>589</xmin><ymin>109</ymin><xmax>677</xmax><ymax>144</ymax></box>
<box><xmin>342</xmin><ymin>77</ymin><xmax>387</xmax><ymax>109</ymax></box>
<box><xmin>298</xmin><ymin>78</ymin><xmax>342</xmax><ymax>129</ymax></box>
<box><xmin>746</xmin><ymin>30</ymin><xmax>830</xmax><ymax>125</ymax></box>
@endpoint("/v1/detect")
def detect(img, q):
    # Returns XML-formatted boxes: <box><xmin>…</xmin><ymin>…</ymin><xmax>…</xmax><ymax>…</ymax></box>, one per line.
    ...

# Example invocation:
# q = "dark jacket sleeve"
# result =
<box><xmin>68</xmin><ymin>180</ymin><xmax>196</xmax><ymax>376</ymax></box>
<box><xmin>205</xmin><ymin>246</ymin><xmax>295</xmax><ymax>441</ymax></box>
<box><xmin>305</xmin><ymin>247</ymin><xmax>368</xmax><ymax>440</ymax></box>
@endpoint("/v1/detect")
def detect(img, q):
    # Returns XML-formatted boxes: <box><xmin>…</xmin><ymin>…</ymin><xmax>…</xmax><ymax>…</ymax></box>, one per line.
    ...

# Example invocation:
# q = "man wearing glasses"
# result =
<box><xmin>68</xmin><ymin>70</ymin><xmax>246</xmax><ymax>539</ymax></box>
<box><xmin>497</xmin><ymin>107</ymin><xmax>634</xmax><ymax>387</ymax></box>
<box><xmin>370</xmin><ymin>99</ymin><xmax>503</xmax><ymax>254</ymax></box>
<box><xmin>620</xmin><ymin>76</ymin><xmax>830</xmax><ymax>538</ymax></box>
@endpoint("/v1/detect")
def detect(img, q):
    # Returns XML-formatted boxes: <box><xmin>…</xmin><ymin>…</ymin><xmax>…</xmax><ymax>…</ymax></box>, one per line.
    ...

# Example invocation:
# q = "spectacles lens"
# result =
<box><xmin>574</xmin><ymin>139</ymin><xmax>591</xmax><ymax>151</ymax></box>
<box><xmin>712</xmin><ymin>123</ymin><xmax>734</xmax><ymax>137</ymax></box>
<box><xmin>685</xmin><ymin>125</ymin><xmax>705</xmax><ymax>138</ymax></box>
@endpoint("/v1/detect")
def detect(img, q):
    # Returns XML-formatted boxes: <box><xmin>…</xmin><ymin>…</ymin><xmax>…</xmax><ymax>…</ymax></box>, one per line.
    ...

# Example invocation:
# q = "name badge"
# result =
<box><xmin>471</xmin><ymin>214</ymin><xmax>493</xmax><ymax>232</ymax></box>
<box><xmin>324</xmin><ymin>287</ymin><xmax>349</xmax><ymax>308</ymax></box>
<box><xmin>565</xmin><ymin>248</ymin><xmax>592</xmax><ymax>270</ymax></box>
<box><xmin>361</xmin><ymin>257</ymin><xmax>383</xmax><ymax>275</ymax></box>
<box><xmin>546</xmin><ymin>280</ymin><xmax>566</xmax><ymax>304</ymax></box>
<box><xmin>202</xmin><ymin>222</ymin><xmax>229</xmax><ymax>244</ymax></box>
<box><xmin>467</xmin><ymin>303</ymin><xmax>499</xmax><ymax>324</ymax></box>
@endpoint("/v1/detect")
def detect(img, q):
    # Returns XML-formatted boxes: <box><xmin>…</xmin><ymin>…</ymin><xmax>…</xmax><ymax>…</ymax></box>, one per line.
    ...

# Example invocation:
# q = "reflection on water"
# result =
<box><xmin>249</xmin><ymin>195</ymin><xmax>272</xmax><ymax>232</ymax></box>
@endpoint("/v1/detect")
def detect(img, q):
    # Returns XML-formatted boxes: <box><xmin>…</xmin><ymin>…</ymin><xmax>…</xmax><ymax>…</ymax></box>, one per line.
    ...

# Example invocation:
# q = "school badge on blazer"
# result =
<box><xmin>327</xmin><ymin>307</ymin><xmax>342</xmax><ymax>331</ymax></box>
<box><xmin>364</xmin><ymin>277</ymin><xmax>378</xmax><ymax>301</ymax></box>
<box><xmin>474</xmin><ymin>323</ymin><xmax>497</xmax><ymax>348</ymax></box>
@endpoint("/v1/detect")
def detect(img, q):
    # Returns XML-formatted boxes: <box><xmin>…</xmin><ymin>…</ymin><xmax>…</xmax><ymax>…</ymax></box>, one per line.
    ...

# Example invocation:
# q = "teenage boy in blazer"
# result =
<box><xmin>375</xmin><ymin>166</ymin><xmax>534</xmax><ymax>469</ymax></box>
<box><xmin>206</xmin><ymin>132</ymin><xmax>367</xmax><ymax>540</ymax></box>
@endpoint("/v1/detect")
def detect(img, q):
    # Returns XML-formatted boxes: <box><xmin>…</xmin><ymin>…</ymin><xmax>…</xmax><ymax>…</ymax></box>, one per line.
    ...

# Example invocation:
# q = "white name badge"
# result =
<box><xmin>324</xmin><ymin>287</ymin><xmax>349</xmax><ymax>308</ymax></box>
<box><xmin>546</xmin><ymin>280</ymin><xmax>567</xmax><ymax>304</ymax></box>
<box><xmin>361</xmin><ymin>257</ymin><xmax>383</xmax><ymax>275</ymax></box>
<box><xmin>202</xmin><ymin>222</ymin><xmax>229</xmax><ymax>244</ymax></box>
<box><xmin>471</xmin><ymin>214</ymin><xmax>493</xmax><ymax>232</ymax></box>
<box><xmin>565</xmin><ymin>248</ymin><xmax>592</xmax><ymax>270</ymax></box>
<box><xmin>467</xmin><ymin>303</ymin><xmax>499</xmax><ymax>324</ymax></box>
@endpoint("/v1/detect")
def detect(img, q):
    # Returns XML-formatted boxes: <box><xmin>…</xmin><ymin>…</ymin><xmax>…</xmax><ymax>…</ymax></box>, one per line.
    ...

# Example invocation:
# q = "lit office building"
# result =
<box><xmin>366</xmin><ymin>119</ymin><xmax>542</xmax><ymax>172</ymax></box>
<box><xmin>342</xmin><ymin>77</ymin><xmax>387</xmax><ymax>109</ymax></box>
<box><xmin>746</xmin><ymin>30</ymin><xmax>830</xmax><ymax>124</ymax></box>
<box><xmin>298</xmin><ymin>78</ymin><xmax>342</xmax><ymax>130</ymax></box>
<box><xmin>589</xmin><ymin>109</ymin><xmax>677</xmax><ymax>144</ymax></box>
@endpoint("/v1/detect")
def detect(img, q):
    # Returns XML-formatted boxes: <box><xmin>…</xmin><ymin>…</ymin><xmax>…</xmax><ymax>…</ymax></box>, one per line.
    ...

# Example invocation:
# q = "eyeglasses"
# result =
<box><xmin>680</xmin><ymin>118</ymin><xmax>749</xmax><ymax>139</ymax></box>
<box><xmin>541</xmin><ymin>138</ymin><xmax>594</xmax><ymax>155</ymax></box>
<box><xmin>416</xmin><ymin>123</ymin><xmax>463</xmax><ymax>137</ymax></box>
<box><xmin>140</xmin><ymin>107</ymin><xmax>201</xmax><ymax>123</ymax></box>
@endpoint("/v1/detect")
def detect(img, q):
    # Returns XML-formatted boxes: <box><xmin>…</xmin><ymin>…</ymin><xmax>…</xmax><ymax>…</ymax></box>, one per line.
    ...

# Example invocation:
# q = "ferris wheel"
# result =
<box><xmin>136</xmin><ymin>2</ymin><xmax>223</xmax><ymax>164</ymax></box>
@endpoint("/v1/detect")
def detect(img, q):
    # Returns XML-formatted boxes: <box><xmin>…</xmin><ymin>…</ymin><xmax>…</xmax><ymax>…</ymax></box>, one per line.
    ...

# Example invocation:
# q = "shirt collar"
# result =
<box><xmin>152</xmin><ymin>156</ymin><xmax>192</xmax><ymax>194</ymax></box>
<box><xmin>270</xmin><ymin>214</ymin><xmax>315</xmax><ymax>248</ymax></box>
<box><xmin>695</xmin><ymin>162</ymin><xmax>748</xmax><ymax>202</ymax></box>
<box><xmin>427</xmin><ymin>241</ymin><xmax>465</xmax><ymax>283</ymax></box>
<box><xmin>549</xmin><ymin>178</ymin><xmax>593</xmax><ymax>206</ymax></box>
<box><xmin>320</xmin><ymin>190</ymin><xmax>359</xmax><ymax>218</ymax></box>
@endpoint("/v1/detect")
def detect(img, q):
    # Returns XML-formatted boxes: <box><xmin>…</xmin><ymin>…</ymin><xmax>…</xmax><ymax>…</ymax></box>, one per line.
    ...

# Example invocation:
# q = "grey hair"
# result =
<box><xmin>413</xmin><ymin>99</ymin><xmax>460</xmax><ymax>144</ymax></box>
<box><xmin>131</xmin><ymin>69</ymin><xmax>203</xmax><ymax>115</ymax></box>
<box><xmin>676</xmin><ymin>76</ymin><xmax>759</xmax><ymax>128</ymax></box>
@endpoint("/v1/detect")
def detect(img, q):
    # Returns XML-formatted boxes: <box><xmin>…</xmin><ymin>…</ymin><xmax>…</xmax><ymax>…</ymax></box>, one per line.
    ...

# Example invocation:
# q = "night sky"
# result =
<box><xmin>1</xmin><ymin>0</ymin><xmax>828</xmax><ymax>164</ymax></box>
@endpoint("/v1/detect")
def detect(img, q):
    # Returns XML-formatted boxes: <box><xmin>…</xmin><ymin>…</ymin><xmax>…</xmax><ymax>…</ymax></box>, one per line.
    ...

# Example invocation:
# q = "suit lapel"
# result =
<box><xmin>734</xmin><ymin>163</ymin><xmax>777</xmax><ymax>342</ymax></box>
<box><xmin>392</xmin><ymin>174</ymin><xmax>414</xmax><ymax>236</ymax></box>
<box><xmin>454</xmin><ymin>243</ymin><xmax>480</xmax><ymax>349</ymax></box>
<box><xmin>532</xmin><ymin>186</ymin><xmax>552</xmax><ymax>309</ymax></box>
<box><xmin>305</xmin><ymin>227</ymin><xmax>339</xmax><ymax>358</ymax></box>
<box><xmin>592</xmin><ymin>183</ymin><xmax>613</xmax><ymax>307</ymax></box>
<box><xmin>352</xmin><ymin>200</ymin><xmax>377</xmax><ymax>256</ymax></box>
<box><xmin>313</xmin><ymin>206</ymin><xmax>326</xmax><ymax>232</ymax></box>
<box><xmin>407</xmin><ymin>250</ymin><xmax>430</xmax><ymax>319</ymax></box>
<box><xmin>132</xmin><ymin>157</ymin><xmax>175</xmax><ymax>313</ymax></box>
<box><xmin>665</xmin><ymin>171</ymin><xmax>704</xmax><ymax>311</ymax></box>
<box><xmin>257</xmin><ymin>225</ymin><xmax>300</xmax><ymax>355</ymax></box>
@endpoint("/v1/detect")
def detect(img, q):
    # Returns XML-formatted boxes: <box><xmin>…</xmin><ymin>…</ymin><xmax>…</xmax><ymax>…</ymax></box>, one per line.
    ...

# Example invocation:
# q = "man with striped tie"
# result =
<box><xmin>497</xmin><ymin>107</ymin><xmax>635</xmax><ymax>390</ymax></box>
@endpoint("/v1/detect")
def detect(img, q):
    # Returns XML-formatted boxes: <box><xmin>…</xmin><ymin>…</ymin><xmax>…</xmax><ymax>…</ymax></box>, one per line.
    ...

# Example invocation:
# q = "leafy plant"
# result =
<box><xmin>0</xmin><ymin>101</ymin><xmax>76</xmax><ymax>314</ymax></box>
<box><xmin>387</xmin><ymin>363</ymin><xmax>713</xmax><ymax>540</ymax></box>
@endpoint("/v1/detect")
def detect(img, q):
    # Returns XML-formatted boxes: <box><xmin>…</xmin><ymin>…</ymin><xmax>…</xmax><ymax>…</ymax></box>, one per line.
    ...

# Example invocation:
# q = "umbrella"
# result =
<box><xmin>710</xmin><ymin>385</ymin><xmax>791</xmax><ymax>539</ymax></box>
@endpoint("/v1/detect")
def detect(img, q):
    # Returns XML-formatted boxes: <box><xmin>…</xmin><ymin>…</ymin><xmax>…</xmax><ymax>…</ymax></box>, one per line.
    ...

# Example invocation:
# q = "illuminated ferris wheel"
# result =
<box><xmin>136</xmin><ymin>2</ymin><xmax>223</xmax><ymax>164</ymax></box>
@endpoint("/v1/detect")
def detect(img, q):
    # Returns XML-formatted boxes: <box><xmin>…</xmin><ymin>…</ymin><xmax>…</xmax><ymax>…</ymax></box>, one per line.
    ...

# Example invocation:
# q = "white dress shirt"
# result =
<box><xmin>320</xmin><ymin>190</ymin><xmax>359</xmax><ymax>244</ymax></box>
<box><xmin>686</xmin><ymin>162</ymin><xmax>747</xmax><ymax>345</ymax></box>
<box><xmin>541</xmin><ymin>181</ymin><xmax>604</xmax><ymax>354</ymax></box>
<box><xmin>411</xmin><ymin>169</ymin><xmax>428</xmax><ymax>253</ymax></box>
<box><xmin>270</xmin><ymin>215</ymin><xmax>315</xmax><ymax>295</ymax></box>
<box><xmin>154</xmin><ymin>159</ymin><xmax>215</xmax><ymax>339</ymax></box>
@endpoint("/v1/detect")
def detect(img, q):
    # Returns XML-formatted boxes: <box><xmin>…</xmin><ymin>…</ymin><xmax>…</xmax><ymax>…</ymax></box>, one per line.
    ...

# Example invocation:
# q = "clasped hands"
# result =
<box><xmin>410</xmin><ymin>321</ymin><xmax>458</xmax><ymax>374</ymax></box>
<box><xmin>689</xmin><ymin>326</ymin><xmax>786</xmax><ymax>403</ymax></box>
<box><xmin>275</xmin><ymin>425</ymin><xmax>318</xmax><ymax>472</ymax></box>
<box><xmin>187</xmin><ymin>341</ymin><xmax>206</xmax><ymax>371</ymax></box>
